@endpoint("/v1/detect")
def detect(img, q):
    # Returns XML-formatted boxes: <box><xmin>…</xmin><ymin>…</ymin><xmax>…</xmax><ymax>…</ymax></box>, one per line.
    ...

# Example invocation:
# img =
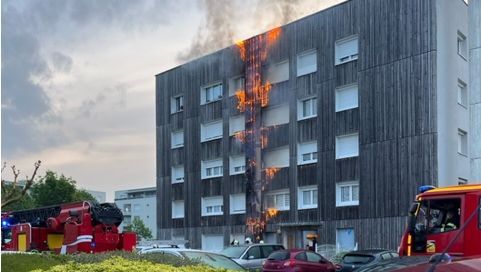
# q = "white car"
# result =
<box><xmin>140</xmin><ymin>247</ymin><xmax>246</xmax><ymax>271</ymax></box>
<box><xmin>220</xmin><ymin>244</ymin><xmax>285</xmax><ymax>270</ymax></box>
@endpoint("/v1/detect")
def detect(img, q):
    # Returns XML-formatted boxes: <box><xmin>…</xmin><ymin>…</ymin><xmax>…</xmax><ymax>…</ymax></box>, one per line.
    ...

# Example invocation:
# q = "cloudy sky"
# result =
<box><xmin>1</xmin><ymin>0</ymin><xmax>342</xmax><ymax>200</ymax></box>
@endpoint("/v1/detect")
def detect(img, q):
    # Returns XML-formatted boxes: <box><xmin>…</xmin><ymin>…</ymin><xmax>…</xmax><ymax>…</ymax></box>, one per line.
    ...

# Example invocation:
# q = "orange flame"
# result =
<box><xmin>265</xmin><ymin>208</ymin><xmax>279</xmax><ymax>220</ymax></box>
<box><xmin>235</xmin><ymin>90</ymin><xmax>247</xmax><ymax>112</ymax></box>
<box><xmin>266</xmin><ymin>27</ymin><xmax>282</xmax><ymax>48</ymax></box>
<box><xmin>265</xmin><ymin>167</ymin><xmax>280</xmax><ymax>180</ymax></box>
<box><xmin>236</xmin><ymin>40</ymin><xmax>246</xmax><ymax>61</ymax></box>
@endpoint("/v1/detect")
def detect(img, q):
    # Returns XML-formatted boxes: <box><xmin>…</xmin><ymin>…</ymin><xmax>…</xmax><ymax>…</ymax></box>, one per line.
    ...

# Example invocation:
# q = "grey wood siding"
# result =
<box><xmin>156</xmin><ymin>0</ymin><xmax>438</xmax><ymax>250</ymax></box>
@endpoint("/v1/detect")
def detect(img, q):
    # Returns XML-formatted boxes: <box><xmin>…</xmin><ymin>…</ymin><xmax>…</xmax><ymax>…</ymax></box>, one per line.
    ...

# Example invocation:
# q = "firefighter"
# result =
<box><xmin>441</xmin><ymin>210</ymin><xmax>459</xmax><ymax>232</ymax></box>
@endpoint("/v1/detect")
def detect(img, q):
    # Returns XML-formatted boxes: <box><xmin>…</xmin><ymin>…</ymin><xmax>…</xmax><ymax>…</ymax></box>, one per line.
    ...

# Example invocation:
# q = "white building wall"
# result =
<box><xmin>469</xmin><ymin>0</ymin><xmax>481</xmax><ymax>181</ymax></box>
<box><xmin>436</xmin><ymin>0</ymin><xmax>471</xmax><ymax>186</ymax></box>
<box><xmin>115</xmin><ymin>188</ymin><xmax>157</xmax><ymax>239</ymax></box>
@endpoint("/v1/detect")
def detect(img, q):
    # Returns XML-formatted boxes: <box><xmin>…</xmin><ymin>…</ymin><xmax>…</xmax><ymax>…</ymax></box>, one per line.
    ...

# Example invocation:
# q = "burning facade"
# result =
<box><xmin>156</xmin><ymin>0</ymin><xmax>474</xmax><ymax>252</ymax></box>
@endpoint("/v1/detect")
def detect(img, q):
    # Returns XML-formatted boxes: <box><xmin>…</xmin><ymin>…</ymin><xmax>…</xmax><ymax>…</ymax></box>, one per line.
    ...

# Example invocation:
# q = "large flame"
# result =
<box><xmin>264</xmin><ymin>167</ymin><xmax>280</xmax><ymax>180</ymax></box>
<box><xmin>265</xmin><ymin>208</ymin><xmax>279</xmax><ymax>220</ymax></box>
<box><xmin>236</xmin><ymin>40</ymin><xmax>246</xmax><ymax>62</ymax></box>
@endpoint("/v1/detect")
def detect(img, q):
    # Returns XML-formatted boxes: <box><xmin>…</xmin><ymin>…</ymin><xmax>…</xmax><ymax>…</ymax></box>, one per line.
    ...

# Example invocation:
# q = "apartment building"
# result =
<box><xmin>156</xmin><ymin>0</ymin><xmax>479</xmax><ymax>252</ymax></box>
<box><xmin>114</xmin><ymin>187</ymin><xmax>157</xmax><ymax>236</ymax></box>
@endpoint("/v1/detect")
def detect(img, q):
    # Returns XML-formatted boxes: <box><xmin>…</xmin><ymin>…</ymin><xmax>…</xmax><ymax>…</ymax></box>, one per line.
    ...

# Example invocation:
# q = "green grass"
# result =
<box><xmin>1</xmin><ymin>253</ymin><xmax>67</xmax><ymax>272</ymax></box>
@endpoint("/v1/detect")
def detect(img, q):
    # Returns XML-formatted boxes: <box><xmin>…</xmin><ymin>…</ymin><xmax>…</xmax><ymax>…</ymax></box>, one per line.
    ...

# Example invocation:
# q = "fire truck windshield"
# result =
<box><xmin>413</xmin><ymin>198</ymin><xmax>461</xmax><ymax>234</ymax></box>
<box><xmin>1</xmin><ymin>228</ymin><xmax>12</xmax><ymax>244</ymax></box>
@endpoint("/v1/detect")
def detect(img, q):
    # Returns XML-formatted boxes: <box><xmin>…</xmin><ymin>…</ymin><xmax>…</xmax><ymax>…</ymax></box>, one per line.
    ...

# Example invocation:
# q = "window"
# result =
<box><xmin>201</xmin><ymin>159</ymin><xmax>223</xmax><ymax>179</ymax></box>
<box><xmin>202</xmin><ymin>83</ymin><xmax>223</xmax><ymax>104</ymax></box>
<box><xmin>171</xmin><ymin>95</ymin><xmax>184</xmax><ymax>113</ymax></box>
<box><xmin>336</xmin><ymin>133</ymin><xmax>359</xmax><ymax>159</ymax></box>
<box><xmin>230</xmin><ymin>194</ymin><xmax>246</xmax><ymax>214</ymax></box>
<box><xmin>266</xmin><ymin>60</ymin><xmax>289</xmax><ymax>84</ymax></box>
<box><xmin>229</xmin><ymin>115</ymin><xmax>245</xmax><ymax>135</ymax></box>
<box><xmin>335</xmin><ymin>35</ymin><xmax>359</xmax><ymax>65</ymax></box>
<box><xmin>458</xmin><ymin>129</ymin><xmax>467</xmax><ymax>156</ymax></box>
<box><xmin>201</xmin><ymin>235</ymin><xmax>224</xmax><ymax>252</ymax></box>
<box><xmin>202</xmin><ymin>196</ymin><xmax>223</xmax><ymax>216</ymax></box>
<box><xmin>457</xmin><ymin>80</ymin><xmax>467</xmax><ymax>107</ymax></box>
<box><xmin>262</xmin><ymin>104</ymin><xmax>289</xmax><ymax>126</ymax></box>
<box><xmin>171</xmin><ymin>130</ymin><xmax>184</xmax><ymax>148</ymax></box>
<box><xmin>172</xmin><ymin>165</ymin><xmax>185</xmax><ymax>183</ymax></box>
<box><xmin>264</xmin><ymin>147</ymin><xmax>289</xmax><ymax>168</ymax></box>
<box><xmin>298</xmin><ymin>186</ymin><xmax>318</xmax><ymax>209</ymax></box>
<box><xmin>297</xmin><ymin>50</ymin><xmax>317</xmax><ymax>76</ymax></box>
<box><xmin>336</xmin><ymin>84</ymin><xmax>358</xmax><ymax>112</ymax></box>
<box><xmin>123</xmin><ymin>216</ymin><xmax>131</xmax><ymax>225</ymax></box>
<box><xmin>172</xmin><ymin>200</ymin><xmax>184</xmax><ymax>218</ymax></box>
<box><xmin>336</xmin><ymin>181</ymin><xmax>359</xmax><ymax>207</ymax></box>
<box><xmin>298</xmin><ymin>141</ymin><xmax>317</xmax><ymax>165</ymax></box>
<box><xmin>230</xmin><ymin>156</ymin><xmax>246</xmax><ymax>175</ymax></box>
<box><xmin>201</xmin><ymin>121</ymin><xmax>223</xmax><ymax>142</ymax></box>
<box><xmin>244</xmin><ymin>246</ymin><xmax>262</xmax><ymax>259</ymax></box>
<box><xmin>265</xmin><ymin>190</ymin><xmax>290</xmax><ymax>210</ymax></box>
<box><xmin>295</xmin><ymin>252</ymin><xmax>307</xmax><ymax>261</ymax></box>
<box><xmin>298</xmin><ymin>97</ymin><xmax>317</xmax><ymax>120</ymax></box>
<box><xmin>123</xmin><ymin>204</ymin><xmax>131</xmax><ymax>213</ymax></box>
<box><xmin>306</xmin><ymin>252</ymin><xmax>323</xmax><ymax>262</ymax></box>
<box><xmin>414</xmin><ymin>198</ymin><xmax>461</xmax><ymax>234</ymax></box>
<box><xmin>457</xmin><ymin>31</ymin><xmax>467</xmax><ymax>59</ymax></box>
<box><xmin>229</xmin><ymin>76</ymin><xmax>245</xmax><ymax>96</ymax></box>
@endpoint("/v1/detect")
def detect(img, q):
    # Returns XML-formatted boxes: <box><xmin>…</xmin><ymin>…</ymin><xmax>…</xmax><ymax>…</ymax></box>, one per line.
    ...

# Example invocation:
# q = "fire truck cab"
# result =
<box><xmin>399</xmin><ymin>184</ymin><xmax>481</xmax><ymax>257</ymax></box>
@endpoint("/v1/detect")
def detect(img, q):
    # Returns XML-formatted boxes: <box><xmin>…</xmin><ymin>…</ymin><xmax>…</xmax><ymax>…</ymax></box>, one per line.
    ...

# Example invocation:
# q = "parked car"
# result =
<box><xmin>139</xmin><ymin>248</ymin><xmax>246</xmax><ymax>270</ymax></box>
<box><xmin>220</xmin><ymin>243</ymin><xmax>285</xmax><ymax>270</ymax></box>
<box><xmin>263</xmin><ymin>249</ymin><xmax>336</xmax><ymax>272</ymax></box>
<box><xmin>336</xmin><ymin>249</ymin><xmax>399</xmax><ymax>272</ymax></box>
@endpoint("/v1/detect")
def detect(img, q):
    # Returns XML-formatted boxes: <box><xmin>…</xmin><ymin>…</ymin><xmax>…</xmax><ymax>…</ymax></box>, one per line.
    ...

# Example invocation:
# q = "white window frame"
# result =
<box><xmin>336</xmin><ymin>133</ymin><xmax>359</xmax><ymax>159</ymax></box>
<box><xmin>335</xmin><ymin>35</ymin><xmax>359</xmax><ymax>65</ymax></box>
<box><xmin>336</xmin><ymin>181</ymin><xmax>359</xmax><ymax>207</ymax></box>
<box><xmin>298</xmin><ymin>141</ymin><xmax>318</xmax><ymax>165</ymax></box>
<box><xmin>171</xmin><ymin>130</ymin><xmax>184</xmax><ymax>149</ymax></box>
<box><xmin>297</xmin><ymin>49</ymin><xmax>317</xmax><ymax>77</ymax></box>
<box><xmin>264</xmin><ymin>146</ymin><xmax>290</xmax><ymax>168</ymax></box>
<box><xmin>201</xmin><ymin>120</ymin><xmax>223</xmax><ymax>142</ymax></box>
<box><xmin>335</xmin><ymin>83</ymin><xmax>359</xmax><ymax>112</ymax></box>
<box><xmin>201</xmin><ymin>83</ymin><xmax>223</xmax><ymax>104</ymax></box>
<box><xmin>265</xmin><ymin>190</ymin><xmax>290</xmax><ymax>211</ymax></box>
<box><xmin>229</xmin><ymin>115</ymin><xmax>245</xmax><ymax>136</ymax></box>
<box><xmin>298</xmin><ymin>186</ymin><xmax>318</xmax><ymax>209</ymax></box>
<box><xmin>298</xmin><ymin>97</ymin><xmax>317</xmax><ymax>120</ymax></box>
<box><xmin>171</xmin><ymin>95</ymin><xmax>184</xmax><ymax>113</ymax></box>
<box><xmin>229</xmin><ymin>194</ymin><xmax>246</xmax><ymax>214</ymax></box>
<box><xmin>229</xmin><ymin>76</ymin><xmax>245</xmax><ymax>96</ymax></box>
<box><xmin>172</xmin><ymin>165</ymin><xmax>185</xmax><ymax>184</ymax></box>
<box><xmin>457</xmin><ymin>79</ymin><xmax>467</xmax><ymax>108</ymax></box>
<box><xmin>202</xmin><ymin>196</ymin><xmax>224</xmax><ymax>216</ymax></box>
<box><xmin>230</xmin><ymin>155</ymin><xmax>246</xmax><ymax>175</ymax></box>
<box><xmin>201</xmin><ymin>159</ymin><xmax>223</xmax><ymax>179</ymax></box>
<box><xmin>458</xmin><ymin>129</ymin><xmax>468</xmax><ymax>156</ymax></box>
<box><xmin>172</xmin><ymin>200</ymin><xmax>185</xmax><ymax>219</ymax></box>
<box><xmin>266</xmin><ymin>60</ymin><xmax>290</xmax><ymax>84</ymax></box>
<box><xmin>457</xmin><ymin>31</ymin><xmax>467</xmax><ymax>60</ymax></box>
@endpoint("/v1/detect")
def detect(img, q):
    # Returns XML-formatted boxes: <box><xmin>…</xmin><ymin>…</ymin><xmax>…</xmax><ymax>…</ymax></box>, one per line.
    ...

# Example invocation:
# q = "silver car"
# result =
<box><xmin>140</xmin><ymin>248</ymin><xmax>246</xmax><ymax>271</ymax></box>
<box><xmin>220</xmin><ymin>244</ymin><xmax>285</xmax><ymax>270</ymax></box>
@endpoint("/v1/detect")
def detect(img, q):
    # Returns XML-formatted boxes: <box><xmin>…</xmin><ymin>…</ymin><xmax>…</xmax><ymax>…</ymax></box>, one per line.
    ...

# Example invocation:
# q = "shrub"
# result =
<box><xmin>67</xmin><ymin>250</ymin><xmax>199</xmax><ymax>266</ymax></box>
<box><xmin>32</xmin><ymin>256</ymin><xmax>231</xmax><ymax>272</ymax></box>
<box><xmin>1</xmin><ymin>253</ymin><xmax>67</xmax><ymax>272</ymax></box>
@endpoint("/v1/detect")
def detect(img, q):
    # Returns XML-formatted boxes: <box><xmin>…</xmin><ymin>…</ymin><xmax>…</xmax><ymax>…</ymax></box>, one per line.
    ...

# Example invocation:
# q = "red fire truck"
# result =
<box><xmin>1</xmin><ymin>201</ymin><xmax>136</xmax><ymax>254</ymax></box>
<box><xmin>399</xmin><ymin>184</ymin><xmax>481</xmax><ymax>257</ymax></box>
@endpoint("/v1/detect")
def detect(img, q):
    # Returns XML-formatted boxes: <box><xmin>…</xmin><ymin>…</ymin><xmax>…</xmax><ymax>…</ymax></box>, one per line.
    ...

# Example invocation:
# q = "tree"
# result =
<box><xmin>1</xmin><ymin>160</ymin><xmax>41</xmax><ymax>209</ymax></box>
<box><xmin>124</xmin><ymin>217</ymin><xmax>153</xmax><ymax>240</ymax></box>
<box><xmin>73</xmin><ymin>189</ymin><xmax>97</xmax><ymax>202</ymax></box>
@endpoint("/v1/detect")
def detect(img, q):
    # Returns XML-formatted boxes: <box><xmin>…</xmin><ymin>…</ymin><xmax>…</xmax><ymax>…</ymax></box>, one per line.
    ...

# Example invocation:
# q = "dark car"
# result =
<box><xmin>336</xmin><ymin>249</ymin><xmax>399</xmax><ymax>272</ymax></box>
<box><xmin>263</xmin><ymin>249</ymin><xmax>336</xmax><ymax>272</ymax></box>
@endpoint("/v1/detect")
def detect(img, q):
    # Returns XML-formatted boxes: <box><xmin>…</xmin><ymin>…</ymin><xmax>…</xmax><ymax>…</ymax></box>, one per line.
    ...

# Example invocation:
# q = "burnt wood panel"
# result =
<box><xmin>172</xmin><ymin>183</ymin><xmax>184</xmax><ymax>200</ymax></box>
<box><xmin>264</xmin><ymin>167</ymin><xmax>290</xmax><ymax>191</ymax></box>
<box><xmin>229</xmin><ymin>136</ymin><xmax>245</xmax><ymax>155</ymax></box>
<box><xmin>201</xmin><ymin>178</ymin><xmax>223</xmax><ymax>197</ymax></box>
<box><xmin>264</xmin><ymin>124</ymin><xmax>290</xmax><ymax>150</ymax></box>
<box><xmin>335</xmin><ymin>108</ymin><xmax>359</xmax><ymax>136</ymax></box>
<box><xmin>297</xmin><ymin>164</ymin><xmax>318</xmax><ymax>186</ymax></box>
<box><xmin>201</xmin><ymin>140</ymin><xmax>222</xmax><ymax>160</ymax></box>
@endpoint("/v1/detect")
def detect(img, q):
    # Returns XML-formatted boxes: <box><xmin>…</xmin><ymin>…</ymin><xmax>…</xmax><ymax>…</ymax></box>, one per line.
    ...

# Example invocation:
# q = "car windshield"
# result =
<box><xmin>267</xmin><ymin>251</ymin><xmax>290</xmax><ymax>261</ymax></box>
<box><xmin>220</xmin><ymin>246</ymin><xmax>248</xmax><ymax>258</ymax></box>
<box><xmin>343</xmin><ymin>254</ymin><xmax>375</xmax><ymax>264</ymax></box>
<box><xmin>181</xmin><ymin>251</ymin><xmax>245</xmax><ymax>270</ymax></box>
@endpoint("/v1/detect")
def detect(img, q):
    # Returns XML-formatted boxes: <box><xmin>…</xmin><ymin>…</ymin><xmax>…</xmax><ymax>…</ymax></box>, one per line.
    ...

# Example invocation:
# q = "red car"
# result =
<box><xmin>262</xmin><ymin>249</ymin><xmax>336</xmax><ymax>272</ymax></box>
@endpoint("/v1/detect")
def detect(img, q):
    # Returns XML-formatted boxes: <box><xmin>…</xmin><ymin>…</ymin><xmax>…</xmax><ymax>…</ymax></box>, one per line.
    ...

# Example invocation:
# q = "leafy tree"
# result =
<box><xmin>124</xmin><ymin>217</ymin><xmax>153</xmax><ymax>240</ymax></box>
<box><xmin>1</xmin><ymin>184</ymin><xmax>35</xmax><ymax>211</ymax></box>
<box><xmin>1</xmin><ymin>161</ymin><xmax>41</xmax><ymax>209</ymax></box>
<box><xmin>30</xmin><ymin>171</ymin><xmax>96</xmax><ymax>207</ymax></box>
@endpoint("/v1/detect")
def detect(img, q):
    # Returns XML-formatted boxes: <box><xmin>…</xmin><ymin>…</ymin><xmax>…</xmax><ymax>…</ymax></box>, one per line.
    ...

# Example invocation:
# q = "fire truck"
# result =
<box><xmin>399</xmin><ymin>184</ymin><xmax>481</xmax><ymax>257</ymax></box>
<box><xmin>1</xmin><ymin>201</ymin><xmax>136</xmax><ymax>254</ymax></box>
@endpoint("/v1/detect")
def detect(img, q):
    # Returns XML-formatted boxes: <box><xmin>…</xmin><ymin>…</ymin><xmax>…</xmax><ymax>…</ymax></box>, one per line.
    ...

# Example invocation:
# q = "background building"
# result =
<box><xmin>156</xmin><ymin>0</ymin><xmax>479</xmax><ymax>251</ymax></box>
<box><xmin>114</xmin><ymin>187</ymin><xmax>157</xmax><ymax>236</ymax></box>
